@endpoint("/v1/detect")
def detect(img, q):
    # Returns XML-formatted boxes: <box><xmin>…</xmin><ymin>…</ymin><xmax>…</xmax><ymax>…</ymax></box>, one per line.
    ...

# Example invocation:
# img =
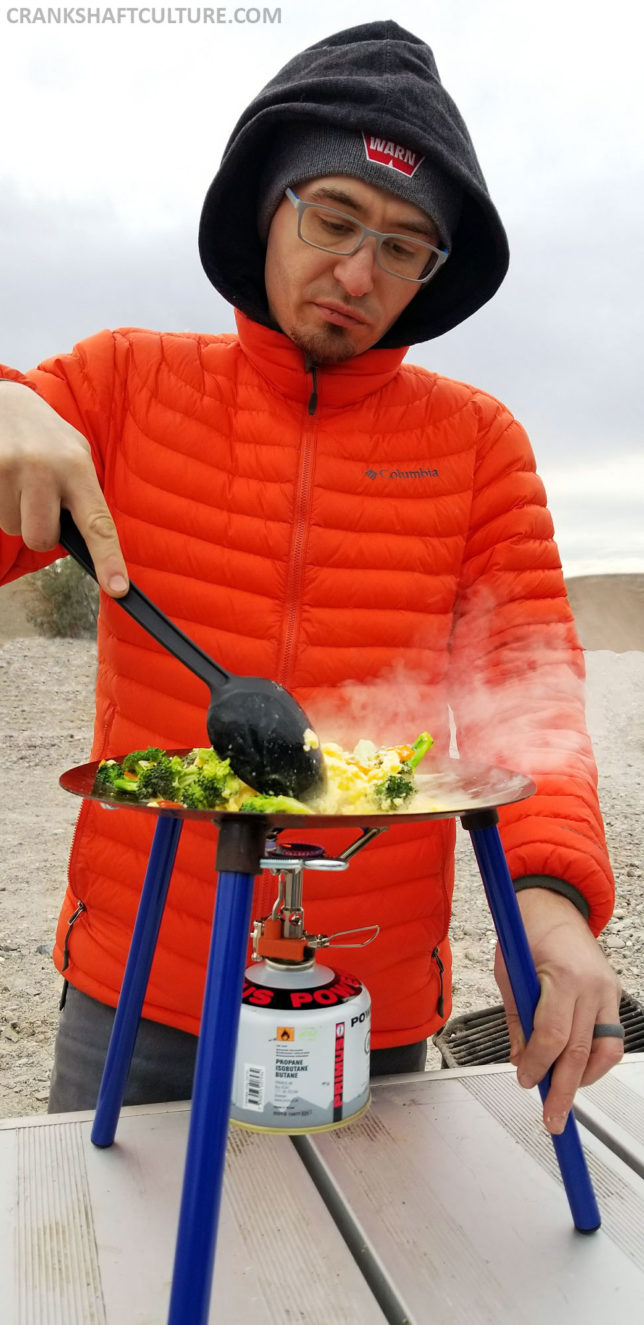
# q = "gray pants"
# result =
<box><xmin>48</xmin><ymin>984</ymin><xmax>428</xmax><ymax>1114</ymax></box>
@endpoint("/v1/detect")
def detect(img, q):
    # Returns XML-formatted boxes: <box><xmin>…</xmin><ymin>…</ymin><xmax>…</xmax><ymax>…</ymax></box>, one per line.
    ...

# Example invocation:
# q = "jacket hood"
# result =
<box><xmin>199</xmin><ymin>20</ymin><xmax>510</xmax><ymax>349</ymax></box>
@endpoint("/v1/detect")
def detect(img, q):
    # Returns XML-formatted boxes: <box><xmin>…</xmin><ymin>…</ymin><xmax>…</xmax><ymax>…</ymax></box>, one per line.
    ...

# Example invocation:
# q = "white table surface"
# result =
<box><xmin>302</xmin><ymin>1056</ymin><xmax>644</xmax><ymax>1325</ymax></box>
<box><xmin>1</xmin><ymin>1056</ymin><xmax>643</xmax><ymax>1325</ymax></box>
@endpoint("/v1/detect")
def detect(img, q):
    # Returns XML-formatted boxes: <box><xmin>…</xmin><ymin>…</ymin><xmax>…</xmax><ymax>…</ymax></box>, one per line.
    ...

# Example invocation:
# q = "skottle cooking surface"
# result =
<box><xmin>60</xmin><ymin>756</ymin><xmax>536</xmax><ymax>828</ymax></box>
<box><xmin>58</xmin><ymin>510</ymin><xmax>323</xmax><ymax>799</ymax></box>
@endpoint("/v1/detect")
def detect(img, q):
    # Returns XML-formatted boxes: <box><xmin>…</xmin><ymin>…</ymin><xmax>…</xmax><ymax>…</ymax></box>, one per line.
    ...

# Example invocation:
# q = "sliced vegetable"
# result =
<box><xmin>405</xmin><ymin>732</ymin><xmax>434</xmax><ymax>769</ymax></box>
<box><xmin>239</xmin><ymin>794</ymin><xmax>312</xmax><ymax>815</ymax></box>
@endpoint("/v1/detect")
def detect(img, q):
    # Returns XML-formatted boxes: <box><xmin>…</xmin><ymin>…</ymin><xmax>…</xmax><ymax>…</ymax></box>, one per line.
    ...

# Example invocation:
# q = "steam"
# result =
<box><xmin>446</xmin><ymin>592</ymin><xmax>597</xmax><ymax>781</ymax></box>
<box><xmin>305</xmin><ymin>602</ymin><xmax>597</xmax><ymax>784</ymax></box>
<box><xmin>307</xmin><ymin>659</ymin><xmax>449</xmax><ymax>755</ymax></box>
<box><xmin>448</xmin><ymin>647</ymin><xmax>595</xmax><ymax>781</ymax></box>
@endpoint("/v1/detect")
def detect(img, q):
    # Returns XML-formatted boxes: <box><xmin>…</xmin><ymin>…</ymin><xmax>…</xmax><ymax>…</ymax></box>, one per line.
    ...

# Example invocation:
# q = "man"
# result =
<box><xmin>0</xmin><ymin>21</ymin><xmax>623</xmax><ymax>1128</ymax></box>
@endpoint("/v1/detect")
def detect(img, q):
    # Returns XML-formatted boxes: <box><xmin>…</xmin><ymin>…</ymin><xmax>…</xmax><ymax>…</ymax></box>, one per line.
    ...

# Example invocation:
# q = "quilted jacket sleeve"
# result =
<box><xmin>0</xmin><ymin>330</ymin><xmax>121</xmax><ymax>585</ymax></box>
<box><xmin>447</xmin><ymin>392</ymin><xmax>614</xmax><ymax>936</ymax></box>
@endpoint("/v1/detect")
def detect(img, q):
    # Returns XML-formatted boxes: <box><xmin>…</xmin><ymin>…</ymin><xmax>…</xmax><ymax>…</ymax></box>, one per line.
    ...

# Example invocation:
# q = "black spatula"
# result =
<box><xmin>59</xmin><ymin>510</ymin><xmax>324</xmax><ymax>799</ymax></box>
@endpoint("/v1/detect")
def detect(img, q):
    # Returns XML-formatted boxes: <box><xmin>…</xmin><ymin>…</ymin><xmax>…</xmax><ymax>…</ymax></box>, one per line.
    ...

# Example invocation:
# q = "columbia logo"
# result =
<box><xmin>365</xmin><ymin>467</ymin><xmax>439</xmax><ymax>480</ymax></box>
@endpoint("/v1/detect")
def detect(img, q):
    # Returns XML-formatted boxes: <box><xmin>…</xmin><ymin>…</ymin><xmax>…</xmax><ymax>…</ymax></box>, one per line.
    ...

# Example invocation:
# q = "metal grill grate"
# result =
<box><xmin>433</xmin><ymin>992</ymin><xmax>644</xmax><ymax>1069</ymax></box>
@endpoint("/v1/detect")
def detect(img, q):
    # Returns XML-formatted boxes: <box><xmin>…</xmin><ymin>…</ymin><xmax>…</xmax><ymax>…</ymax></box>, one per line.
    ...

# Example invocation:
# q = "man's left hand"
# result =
<box><xmin>494</xmin><ymin>889</ymin><xmax>623</xmax><ymax>1134</ymax></box>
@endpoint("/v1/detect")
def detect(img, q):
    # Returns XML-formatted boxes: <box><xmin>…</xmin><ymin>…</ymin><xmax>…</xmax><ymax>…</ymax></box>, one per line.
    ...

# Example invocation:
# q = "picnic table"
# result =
<box><xmin>2</xmin><ymin>1054</ymin><xmax>643</xmax><ymax>1323</ymax></box>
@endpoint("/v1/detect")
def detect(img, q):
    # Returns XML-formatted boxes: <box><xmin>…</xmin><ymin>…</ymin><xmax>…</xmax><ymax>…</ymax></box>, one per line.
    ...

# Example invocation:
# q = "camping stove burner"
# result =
<box><xmin>253</xmin><ymin>830</ymin><xmax>381</xmax><ymax>965</ymax></box>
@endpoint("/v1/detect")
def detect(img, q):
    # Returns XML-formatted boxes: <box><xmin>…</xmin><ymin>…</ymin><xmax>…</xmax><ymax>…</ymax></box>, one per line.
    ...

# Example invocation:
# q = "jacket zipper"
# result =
<box><xmin>306</xmin><ymin>360</ymin><xmax>318</xmax><ymax>414</ymax></box>
<box><xmin>62</xmin><ymin>899</ymin><xmax>87</xmax><ymax>972</ymax></box>
<box><xmin>251</xmin><ymin>361</ymin><xmax>319</xmax><ymax>926</ymax></box>
<box><xmin>276</xmin><ymin>357</ymin><xmax>319</xmax><ymax>692</ymax></box>
<box><xmin>431</xmin><ymin>945</ymin><xmax>445</xmax><ymax>1019</ymax></box>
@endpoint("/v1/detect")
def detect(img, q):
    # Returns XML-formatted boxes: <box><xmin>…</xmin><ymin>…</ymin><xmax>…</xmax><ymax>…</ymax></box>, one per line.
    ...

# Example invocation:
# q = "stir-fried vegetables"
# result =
<box><xmin>94</xmin><ymin>747</ymin><xmax>247</xmax><ymax>810</ymax></box>
<box><xmin>93</xmin><ymin>732</ymin><xmax>434</xmax><ymax>814</ymax></box>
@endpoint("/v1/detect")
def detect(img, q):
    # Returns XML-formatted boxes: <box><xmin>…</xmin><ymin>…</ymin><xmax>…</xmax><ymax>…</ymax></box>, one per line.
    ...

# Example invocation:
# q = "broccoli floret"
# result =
<box><xmin>121</xmin><ymin>747</ymin><xmax>166</xmax><ymax>773</ymax></box>
<box><xmin>198</xmin><ymin>768</ymin><xmax>236</xmax><ymax>804</ymax></box>
<box><xmin>191</xmin><ymin>749</ymin><xmax>234</xmax><ymax>780</ymax></box>
<box><xmin>94</xmin><ymin>759</ymin><xmax>124</xmax><ymax>789</ymax></box>
<box><xmin>180</xmin><ymin>780</ymin><xmax>210</xmax><ymax>810</ymax></box>
<box><xmin>179</xmin><ymin>749</ymin><xmax>243</xmax><ymax>807</ymax></box>
<box><xmin>172</xmin><ymin>761</ymin><xmax>233</xmax><ymax>810</ymax></box>
<box><xmin>373</xmin><ymin>732</ymin><xmax>434</xmax><ymax>809</ymax></box>
<box><xmin>373</xmin><ymin>771</ymin><xmax>415</xmax><ymax>810</ymax></box>
<box><xmin>136</xmin><ymin>757</ymin><xmax>178</xmax><ymax>801</ymax></box>
<box><xmin>94</xmin><ymin>759</ymin><xmax>141</xmax><ymax>796</ymax></box>
<box><xmin>157</xmin><ymin>749</ymin><xmax>241</xmax><ymax>809</ymax></box>
<box><xmin>239</xmin><ymin>794</ymin><xmax>311</xmax><ymax>815</ymax></box>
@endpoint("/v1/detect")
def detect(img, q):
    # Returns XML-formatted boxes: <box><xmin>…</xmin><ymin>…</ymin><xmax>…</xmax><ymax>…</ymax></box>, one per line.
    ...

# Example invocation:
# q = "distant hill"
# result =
<box><xmin>0</xmin><ymin>578</ymin><xmax>38</xmax><ymax>643</ymax></box>
<box><xmin>1</xmin><ymin>570</ymin><xmax>643</xmax><ymax>651</ymax></box>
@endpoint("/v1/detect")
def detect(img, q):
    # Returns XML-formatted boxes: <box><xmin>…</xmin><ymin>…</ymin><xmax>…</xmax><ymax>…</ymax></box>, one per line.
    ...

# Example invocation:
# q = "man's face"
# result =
<box><xmin>264</xmin><ymin>175</ymin><xmax>438</xmax><ymax>363</ymax></box>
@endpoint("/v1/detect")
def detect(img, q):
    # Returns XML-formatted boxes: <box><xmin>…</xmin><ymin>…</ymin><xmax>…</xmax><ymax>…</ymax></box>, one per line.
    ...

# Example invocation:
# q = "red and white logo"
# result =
<box><xmin>362</xmin><ymin>132</ymin><xmax>424</xmax><ymax>178</ymax></box>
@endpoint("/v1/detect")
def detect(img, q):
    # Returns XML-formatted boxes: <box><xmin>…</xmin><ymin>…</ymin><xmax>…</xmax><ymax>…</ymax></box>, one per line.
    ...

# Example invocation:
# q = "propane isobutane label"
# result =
<box><xmin>231</xmin><ymin>969</ymin><xmax>371</xmax><ymax>1130</ymax></box>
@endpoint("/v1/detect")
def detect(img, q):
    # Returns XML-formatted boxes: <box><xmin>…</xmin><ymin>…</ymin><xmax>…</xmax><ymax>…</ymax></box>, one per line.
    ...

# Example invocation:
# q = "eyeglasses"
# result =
<box><xmin>285</xmin><ymin>187</ymin><xmax>449</xmax><ymax>284</ymax></box>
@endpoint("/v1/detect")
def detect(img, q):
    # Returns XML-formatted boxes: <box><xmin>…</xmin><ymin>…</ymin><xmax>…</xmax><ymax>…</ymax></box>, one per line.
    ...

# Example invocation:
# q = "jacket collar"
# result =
<box><xmin>235</xmin><ymin>310</ymin><xmax>408</xmax><ymax>408</ymax></box>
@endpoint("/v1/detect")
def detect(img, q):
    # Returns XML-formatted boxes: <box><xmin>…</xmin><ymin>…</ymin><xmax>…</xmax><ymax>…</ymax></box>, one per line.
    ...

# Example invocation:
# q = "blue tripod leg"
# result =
<box><xmin>461</xmin><ymin>809</ymin><xmax>601</xmax><ymax>1233</ymax></box>
<box><xmin>167</xmin><ymin>816</ymin><xmax>266</xmax><ymax>1325</ymax></box>
<box><xmin>91</xmin><ymin>813</ymin><xmax>183</xmax><ymax>1148</ymax></box>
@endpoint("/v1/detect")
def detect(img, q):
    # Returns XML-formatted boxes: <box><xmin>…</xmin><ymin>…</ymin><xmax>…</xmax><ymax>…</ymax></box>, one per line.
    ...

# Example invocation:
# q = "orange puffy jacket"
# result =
<box><xmin>0</xmin><ymin>312</ymin><xmax>614</xmax><ymax>1046</ymax></box>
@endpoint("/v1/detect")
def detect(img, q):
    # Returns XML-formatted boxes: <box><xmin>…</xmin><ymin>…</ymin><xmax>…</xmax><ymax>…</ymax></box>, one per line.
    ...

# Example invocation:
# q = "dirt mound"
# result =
<box><xmin>566</xmin><ymin>575</ymin><xmax>644</xmax><ymax>652</ymax></box>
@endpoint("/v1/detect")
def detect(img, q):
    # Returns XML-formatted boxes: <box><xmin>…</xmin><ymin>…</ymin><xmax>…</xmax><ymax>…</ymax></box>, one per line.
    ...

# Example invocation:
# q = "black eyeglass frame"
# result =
<box><xmin>285</xmin><ymin>187</ymin><xmax>449</xmax><ymax>285</ymax></box>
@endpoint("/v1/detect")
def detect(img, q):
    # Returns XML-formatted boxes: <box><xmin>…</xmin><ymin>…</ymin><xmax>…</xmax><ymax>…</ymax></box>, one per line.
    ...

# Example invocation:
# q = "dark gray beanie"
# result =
<box><xmin>199</xmin><ymin>21</ymin><xmax>510</xmax><ymax>347</ymax></box>
<box><xmin>257</xmin><ymin>124</ymin><xmax>462</xmax><ymax>248</ymax></box>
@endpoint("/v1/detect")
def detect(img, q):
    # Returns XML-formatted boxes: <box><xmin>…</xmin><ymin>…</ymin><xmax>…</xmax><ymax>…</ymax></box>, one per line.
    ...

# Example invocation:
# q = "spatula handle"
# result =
<box><xmin>59</xmin><ymin>509</ymin><xmax>230</xmax><ymax>691</ymax></box>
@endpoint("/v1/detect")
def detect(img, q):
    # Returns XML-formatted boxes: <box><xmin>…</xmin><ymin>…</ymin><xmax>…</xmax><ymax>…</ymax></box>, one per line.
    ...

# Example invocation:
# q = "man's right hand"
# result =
<box><xmin>0</xmin><ymin>381</ymin><xmax>129</xmax><ymax>596</ymax></box>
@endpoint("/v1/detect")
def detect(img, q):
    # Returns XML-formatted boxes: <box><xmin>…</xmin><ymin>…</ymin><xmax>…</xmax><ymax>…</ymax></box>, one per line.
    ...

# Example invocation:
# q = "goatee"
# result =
<box><xmin>285</xmin><ymin>322</ymin><xmax>360</xmax><ymax>366</ymax></box>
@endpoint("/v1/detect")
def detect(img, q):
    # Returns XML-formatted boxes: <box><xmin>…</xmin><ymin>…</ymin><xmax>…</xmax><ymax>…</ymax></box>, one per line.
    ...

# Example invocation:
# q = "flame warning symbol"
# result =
<box><xmin>277</xmin><ymin>1027</ymin><xmax>294</xmax><ymax>1041</ymax></box>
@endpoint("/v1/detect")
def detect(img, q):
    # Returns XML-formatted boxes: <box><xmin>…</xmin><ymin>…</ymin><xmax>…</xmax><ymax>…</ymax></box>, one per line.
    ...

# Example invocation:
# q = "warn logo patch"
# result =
<box><xmin>363</xmin><ymin>132</ymin><xmax>424</xmax><ymax>177</ymax></box>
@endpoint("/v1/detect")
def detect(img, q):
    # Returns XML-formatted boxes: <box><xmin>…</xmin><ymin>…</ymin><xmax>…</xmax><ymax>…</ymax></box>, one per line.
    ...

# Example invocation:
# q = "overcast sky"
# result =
<box><xmin>1</xmin><ymin>0</ymin><xmax>642</xmax><ymax>576</ymax></box>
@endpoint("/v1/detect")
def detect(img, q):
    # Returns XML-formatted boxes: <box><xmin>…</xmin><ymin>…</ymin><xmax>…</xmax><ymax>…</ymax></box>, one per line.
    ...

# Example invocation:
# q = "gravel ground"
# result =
<box><xmin>0</xmin><ymin>639</ymin><xmax>642</xmax><ymax>1116</ymax></box>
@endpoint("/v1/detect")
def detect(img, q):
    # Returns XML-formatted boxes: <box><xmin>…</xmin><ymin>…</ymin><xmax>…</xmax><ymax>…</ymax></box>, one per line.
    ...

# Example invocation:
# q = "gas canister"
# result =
<box><xmin>231</xmin><ymin>958</ymin><xmax>371</xmax><ymax>1132</ymax></box>
<box><xmin>230</xmin><ymin>836</ymin><xmax>380</xmax><ymax>1132</ymax></box>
